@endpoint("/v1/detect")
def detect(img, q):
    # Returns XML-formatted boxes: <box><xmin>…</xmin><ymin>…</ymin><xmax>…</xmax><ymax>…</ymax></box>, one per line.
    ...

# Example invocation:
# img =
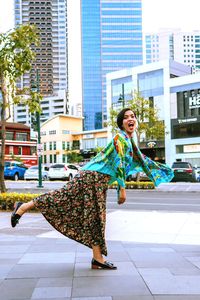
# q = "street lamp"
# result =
<box><xmin>31</xmin><ymin>69</ymin><xmax>43</xmax><ymax>188</ymax></box>
<box><xmin>118</xmin><ymin>83</ymin><xmax>125</xmax><ymax>108</ymax></box>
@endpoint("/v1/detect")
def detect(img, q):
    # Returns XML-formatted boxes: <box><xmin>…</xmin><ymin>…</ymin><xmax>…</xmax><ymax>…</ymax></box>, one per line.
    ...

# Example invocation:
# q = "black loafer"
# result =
<box><xmin>91</xmin><ymin>258</ymin><xmax>117</xmax><ymax>270</ymax></box>
<box><xmin>11</xmin><ymin>202</ymin><xmax>23</xmax><ymax>228</ymax></box>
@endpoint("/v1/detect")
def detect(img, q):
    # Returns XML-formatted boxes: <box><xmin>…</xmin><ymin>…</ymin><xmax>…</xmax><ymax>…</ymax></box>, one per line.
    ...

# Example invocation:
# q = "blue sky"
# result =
<box><xmin>0</xmin><ymin>0</ymin><xmax>200</xmax><ymax>33</ymax></box>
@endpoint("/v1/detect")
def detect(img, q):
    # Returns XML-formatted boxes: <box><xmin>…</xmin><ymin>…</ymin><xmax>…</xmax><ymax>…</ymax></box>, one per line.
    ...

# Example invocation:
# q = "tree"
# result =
<box><xmin>65</xmin><ymin>150</ymin><xmax>83</xmax><ymax>163</ymax></box>
<box><xmin>109</xmin><ymin>89</ymin><xmax>165</xmax><ymax>145</ymax></box>
<box><xmin>0</xmin><ymin>24</ymin><xmax>41</xmax><ymax>193</ymax></box>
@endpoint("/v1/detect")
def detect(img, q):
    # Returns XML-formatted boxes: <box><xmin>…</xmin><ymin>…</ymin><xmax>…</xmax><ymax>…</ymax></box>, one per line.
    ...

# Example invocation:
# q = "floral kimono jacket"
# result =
<box><xmin>82</xmin><ymin>130</ymin><xmax>174</xmax><ymax>188</ymax></box>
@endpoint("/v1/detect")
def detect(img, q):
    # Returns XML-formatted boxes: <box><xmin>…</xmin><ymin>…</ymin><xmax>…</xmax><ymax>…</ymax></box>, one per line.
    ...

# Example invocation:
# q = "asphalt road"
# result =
<box><xmin>5</xmin><ymin>180</ymin><xmax>200</xmax><ymax>213</ymax></box>
<box><xmin>107</xmin><ymin>189</ymin><xmax>200</xmax><ymax>212</ymax></box>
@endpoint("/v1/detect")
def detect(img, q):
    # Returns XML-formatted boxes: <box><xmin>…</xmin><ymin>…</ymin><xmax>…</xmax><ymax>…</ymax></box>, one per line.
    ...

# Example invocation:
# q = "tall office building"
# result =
<box><xmin>76</xmin><ymin>0</ymin><xmax>143</xmax><ymax>130</ymax></box>
<box><xmin>14</xmin><ymin>0</ymin><xmax>68</xmax><ymax>96</ymax></box>
<box><xmin>145</xmin><ymin>28</ymin><xmax>200</xmax><ymax>73</ymax></box>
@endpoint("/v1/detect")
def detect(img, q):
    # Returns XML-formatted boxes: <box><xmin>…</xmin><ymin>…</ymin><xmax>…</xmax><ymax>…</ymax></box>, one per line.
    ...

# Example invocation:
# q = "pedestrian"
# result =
<box><xmin>11</xmin><ymin>108</ymin><xmax>174</xmax><ymax>270</ymax></box>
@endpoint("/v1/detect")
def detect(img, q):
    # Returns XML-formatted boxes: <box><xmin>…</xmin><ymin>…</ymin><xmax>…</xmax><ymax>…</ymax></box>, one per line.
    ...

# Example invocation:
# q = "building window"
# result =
<box><xmin>6</xmin><ymin>132</ymin><xmax>14</xmax><ymax>140</ymax></box>
<box><xmin>53</xmin><ymin>141</ymin><xmax>56</xmax><ymax>150</ymax></box>
<box><xmin>18</xmin><ymin>146</ymin><xmax>22</xmax><ymax>155</ymax></box>
<box><xmin>49</xmin><ymin>130</ymin><xmax>56</xmax><ymax>135</ymax></box>
<box><xmin>43</xmin><ymin>155</ymin><xmax>47</xmax><ymax>164</ymax></box>
<box><xmin>9</xmin><ymin>146</ymin><xmax>14</xmax><ymax>155</ymax></box>
<box><xmin>16</xmin><ymin>133</ymin><xmax>27</xmax><ymax>141</ymax></box>
<box><xmin>72</xmin><ymin>140</ymin><xmax>80</xmax><ymax>150</ymax></box>
<box><xmin>50</xmin><ymin>154</ymin><xmax>53</xmax><ymax>163</ymax></box>
<box><xmin>54</xmin><ymin>154</ymin><xmax>57</xmax><ymax>163</ymax></box>
<box><xmin>49</xmin><ymin>142</ymin><xmax>52</xmax><ymax>150</ymax></box>
<box><xmin>44</xmin><ymin>143</ymin><xmax>46</xmax><ymax>151</ymax></box>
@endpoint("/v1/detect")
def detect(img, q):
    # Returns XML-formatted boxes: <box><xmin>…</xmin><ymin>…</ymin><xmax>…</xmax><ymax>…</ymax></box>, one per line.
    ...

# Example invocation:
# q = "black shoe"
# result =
<box><xmin>91</xmin><ymin>258</ymin><xmax>117</xmax><ymax>270</ymax></box>
<box><xmin>11</xmin><ymin>202</ymin><xmax>23</xmax><ymax>228</ymax></box>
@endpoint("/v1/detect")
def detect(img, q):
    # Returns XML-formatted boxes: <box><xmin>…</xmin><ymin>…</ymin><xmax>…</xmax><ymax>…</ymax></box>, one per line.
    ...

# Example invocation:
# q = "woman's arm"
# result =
<box><xmin>118</xmin><ymin>187</ymin><xmax>126</xmax><ymax>205</ymax></box>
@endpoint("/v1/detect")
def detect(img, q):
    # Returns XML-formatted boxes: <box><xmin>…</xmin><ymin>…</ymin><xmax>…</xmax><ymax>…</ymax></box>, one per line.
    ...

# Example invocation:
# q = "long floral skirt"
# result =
<box><xmin>33</xmin><ymin>170</ymin><xmax>110</xmax><ymax>256</ymax></box>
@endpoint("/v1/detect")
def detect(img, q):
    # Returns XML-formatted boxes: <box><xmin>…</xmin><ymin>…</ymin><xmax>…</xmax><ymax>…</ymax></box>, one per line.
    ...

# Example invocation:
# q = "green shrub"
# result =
<box><xmin>0</xmin><ymin>193</ymin><xmax>39</xmax><ymax>211</ymax></box>
<box><xmin>110</xmin><ymin>181</ymin><xmax>155</xmax><ymax>189</ymax></box>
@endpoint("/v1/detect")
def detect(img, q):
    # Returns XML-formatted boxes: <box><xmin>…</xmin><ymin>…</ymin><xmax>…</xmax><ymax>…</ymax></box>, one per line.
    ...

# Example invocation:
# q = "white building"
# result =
<box><xmin>106</xmin><ymin>60</ymin><xmax>200</xmax><ymax>167</ymax></box>
<box><xmin>144</xmin><ymin>28</ymin><xmax>200</xmax><ymax>73</ymax></box>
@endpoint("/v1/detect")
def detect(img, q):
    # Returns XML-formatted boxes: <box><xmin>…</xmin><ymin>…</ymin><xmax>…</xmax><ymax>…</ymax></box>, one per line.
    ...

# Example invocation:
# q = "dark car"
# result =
<box><xmin>171</xmin><ymin>162</ymin><xmax>196</xmax><ymax>182</ymax></box>
<box><xmin>4</xmin><ymin>161</ymin><xmax>28</xmax><ymax>181</ymax></box>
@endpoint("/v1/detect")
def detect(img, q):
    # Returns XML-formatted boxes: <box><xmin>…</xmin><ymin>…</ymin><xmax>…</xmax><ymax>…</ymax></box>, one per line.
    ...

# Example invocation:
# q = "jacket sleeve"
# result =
<box><xmin>112</xmin><ymin>134</ymin><xmax>127</xmax><ymax>188</ymax></box>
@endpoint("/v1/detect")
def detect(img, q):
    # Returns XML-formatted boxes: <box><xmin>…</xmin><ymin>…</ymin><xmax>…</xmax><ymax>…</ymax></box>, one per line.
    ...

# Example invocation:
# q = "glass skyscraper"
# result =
<box><xmin>81</xmin><ymin>0</ymin><xmax>143</xmax><ymax>130</ymax></box>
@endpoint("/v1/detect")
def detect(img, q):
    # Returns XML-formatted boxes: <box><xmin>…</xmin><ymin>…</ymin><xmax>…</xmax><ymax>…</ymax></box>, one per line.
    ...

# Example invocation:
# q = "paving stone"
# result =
<box><xmin>113</xmin><ymin>296</ymin><xmax>154</xmax><ymax>300</ymax></box>
<box><xmin>74</xmin><ymin>261</ymin><xmax>139</xmax><ymax>277</ymax></box>
<box><xmin>72</xmin><ymin>297</ymin><xmax>112</xmax><ymax>300</ymax></box>
<box><xmin>154</xmin><ymin>296</ymin><xmax>200</xmax><ymax>300</ymax></box>
<box><xmin>27</xmin><ymin>243</ymin><xmax>77</xmax><ymax>253</ymax></box>
<box><xmin>0</xmin><ymin>264</ymin><xmax>16</xmax><ymax>279</ymax></box>
<box><xmin>127</xmin><ymin>248</ymin><xmax>194</xmax><ymax>268</ymax></box>
<box><xmin>31</xmin><ymin>286</ymin><xmax>71</xmax><ymax>299</ymax></box>
<box><xmin>140</xmin><ymin>272</ymin><xmax>200</xmax><ymax>294</ymax></box>
<box><xmin>0</xmin><ymin>278</ymin><xmax>37</xmax><ymax>299</ymax></box>
<box><xmin>36</xmin><ymin>277</ymin><xmax>72</xmax><ymax>288</ymax></box>
<box><xmin>0</xmin><ymin>244</ymin><xmax>30</xmax><ymax>253</ymax></box>
<box><xmin>72</xmin><ymin>276</ymin><xmax>150</xmax><ymax>297</ymax></box>
<box><xmin>18</xmin><ymin>252</ymin><xmax>75</xmax><ymax>264</ymax></box>
<box><xmin>7</xmin><ymin>263</ymin><xmax>74</xmax><ymax>279</ymax></box>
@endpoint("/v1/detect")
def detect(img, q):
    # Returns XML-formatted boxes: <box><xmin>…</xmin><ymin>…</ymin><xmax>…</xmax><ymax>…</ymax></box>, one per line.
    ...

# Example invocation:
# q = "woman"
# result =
<box><xmin>11</xmin><ymin>108</ymin><xmax>174</xmax><ymax>270</ymax></box>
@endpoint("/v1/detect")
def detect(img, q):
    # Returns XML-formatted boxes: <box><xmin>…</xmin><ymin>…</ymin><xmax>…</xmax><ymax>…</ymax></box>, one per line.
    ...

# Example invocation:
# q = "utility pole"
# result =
<box><xmin>36</xmin><ymin>69</ymin><xmax>43</xmax><ymax>188</ymax></box>
<box><xmin>31</xmin><ymin>69</ymin><xmax>43</xmax><ymax>188</ymax></box>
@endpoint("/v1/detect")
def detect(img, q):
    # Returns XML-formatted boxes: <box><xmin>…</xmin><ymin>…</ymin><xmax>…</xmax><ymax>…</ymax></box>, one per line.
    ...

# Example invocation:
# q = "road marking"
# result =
<box><xmin>107</xmin><ymin>201</ymin><xmax>200</xmax><ymax>207</ymax></box>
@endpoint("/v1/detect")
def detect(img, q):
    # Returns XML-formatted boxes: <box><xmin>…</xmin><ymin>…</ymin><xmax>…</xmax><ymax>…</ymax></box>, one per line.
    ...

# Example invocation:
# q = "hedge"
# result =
<box><xmin>0</xmin><ymin>193</ymin><xmax>39</xmax><ymax>211</ymax></box>
<box><xmin>110</xmin><ymin>181</ymin><xmax>155</xmax><ymax>190</ymax></box>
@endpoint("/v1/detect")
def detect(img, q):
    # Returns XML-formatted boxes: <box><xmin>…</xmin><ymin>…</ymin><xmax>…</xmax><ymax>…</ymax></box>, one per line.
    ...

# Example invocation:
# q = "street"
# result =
<box><xmin>5</xmin><ymin>180</ymin><xmax>200</xmax><ymax>213</ymax></box>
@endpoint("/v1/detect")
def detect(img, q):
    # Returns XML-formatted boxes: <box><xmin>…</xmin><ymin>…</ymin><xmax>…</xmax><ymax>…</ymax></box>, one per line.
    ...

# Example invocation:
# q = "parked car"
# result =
<box><xmin>171</xmin><ymin>161</ymin><xmax>196</xmax><ymax>182</ymax></box>
<box><xmin>193</xmin><ymin>167</ymin><xmax>200</xmax><ymax>182</ymax></box>
<box><xmin>24</xmin><ymin>165</ymin><xmax>49</xmax><ymax>181</ymax></box>
<box><xmin>4</xmin><ymin>161</ymin><xmax>28</xmax><ymax>181</ymax></box>
<box><xmin>126</xmin><ymin>171</ymin><xmax>149</xmax><ymax>182</ymax></box>
<box><xmin>48</xmin><ymin>163</ymin><xmax>79</xmax><ymax>181</ymax></box>
<box><xmin>197</xmin><ymin>172</ymin><xmax>200</xmax><ymax>182</ymax></box>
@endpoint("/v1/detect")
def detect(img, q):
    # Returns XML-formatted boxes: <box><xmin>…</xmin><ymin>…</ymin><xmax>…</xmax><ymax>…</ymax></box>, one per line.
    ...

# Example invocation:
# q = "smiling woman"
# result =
<box><xmin>0</xmin><ymin>0</ymin><xmax>14</xmax><ymax>32</ymax></box>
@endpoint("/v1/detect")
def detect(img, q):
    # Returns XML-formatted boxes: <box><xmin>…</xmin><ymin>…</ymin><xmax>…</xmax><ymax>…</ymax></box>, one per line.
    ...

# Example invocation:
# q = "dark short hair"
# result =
<box><xmin>116</xmin><ymin>108</ymin><xmax>136</xmax><ymax>130</ymax></box>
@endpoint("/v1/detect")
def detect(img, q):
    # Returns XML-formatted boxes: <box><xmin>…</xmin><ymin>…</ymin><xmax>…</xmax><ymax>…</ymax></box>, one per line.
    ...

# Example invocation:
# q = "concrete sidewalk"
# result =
<box><xmin>1</xmin><ymin>209</ymin><xmax>200</xmax><ymax>299</ymax></box>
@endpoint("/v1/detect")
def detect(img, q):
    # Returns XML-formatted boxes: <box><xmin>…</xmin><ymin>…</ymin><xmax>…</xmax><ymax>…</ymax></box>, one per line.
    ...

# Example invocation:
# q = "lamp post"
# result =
<box><xmin>118</xmin><ymin>83</ymin><xmax>125</xmax><ymax>108</ymax></box>
<box><xmin>31</xmin><ymin>69</ymin><xmax>43</xmax><ymax>188</ymax></box>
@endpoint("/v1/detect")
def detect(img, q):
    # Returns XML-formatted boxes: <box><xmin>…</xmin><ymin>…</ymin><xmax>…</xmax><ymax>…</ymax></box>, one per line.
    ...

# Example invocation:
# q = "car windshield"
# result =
<box><xmin>29</xmin><ymin>166</ymin><xmax>38</xmax><ymax>170</ymax></box>
<box><xmin>50</xmin><ymin>164</ymin><xmax>65</xmax><ymax>169</ymax></box>
<box><xmin>5</xmin><ymin>162</ymin><xmax>11</xmax><ymax>167</ymax></box>
<box><xmin>172</xmin><ymin>163</ymin><xmax>191</xmax><ymax>168</ymax></box>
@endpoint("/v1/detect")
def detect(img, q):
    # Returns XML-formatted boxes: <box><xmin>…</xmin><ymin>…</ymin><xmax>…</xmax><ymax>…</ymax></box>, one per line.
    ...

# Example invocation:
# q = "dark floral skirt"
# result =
<box><xmin>33</xmin><ymin>171</ymin><xmax>110</xmax><ymax>256</ymax></box>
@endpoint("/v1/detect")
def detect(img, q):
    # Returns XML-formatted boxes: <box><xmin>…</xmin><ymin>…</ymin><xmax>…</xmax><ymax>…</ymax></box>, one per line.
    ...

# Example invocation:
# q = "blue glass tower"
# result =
<box><xmin>81</xmin><ymin>0</ymin><xmax>143</xmax><ymax>131</ymax></box>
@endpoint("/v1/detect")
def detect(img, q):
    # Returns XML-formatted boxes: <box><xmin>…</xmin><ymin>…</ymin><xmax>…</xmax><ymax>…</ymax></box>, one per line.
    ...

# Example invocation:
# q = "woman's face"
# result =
<box><xmin>122</xmin><ymin>110</ymin><xmax>137</xmax><ymax>137</ymax></box>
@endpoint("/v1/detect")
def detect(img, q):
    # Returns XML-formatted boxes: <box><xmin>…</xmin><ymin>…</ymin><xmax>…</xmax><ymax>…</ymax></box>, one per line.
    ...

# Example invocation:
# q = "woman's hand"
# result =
<box><xmin>118</xmin><ymin>188</ymin><xmax>126</xmax><ymax>205</ymax></box>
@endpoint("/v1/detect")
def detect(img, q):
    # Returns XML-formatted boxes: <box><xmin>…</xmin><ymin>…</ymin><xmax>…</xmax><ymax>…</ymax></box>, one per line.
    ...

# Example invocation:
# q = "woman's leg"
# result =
<box><xmin>11</xmin><ymin>200</ymin><xmax>35</xmax><ymax>227</ymax></box>
<box><xmin>92</xmin><ymin>245</ymin><xmax>105</xmax><ymax>263</ymax></box>
<box><xmin>16</xmin><ymin>200</ymin><xmax>35</xmax><ymax>216</ymax></box>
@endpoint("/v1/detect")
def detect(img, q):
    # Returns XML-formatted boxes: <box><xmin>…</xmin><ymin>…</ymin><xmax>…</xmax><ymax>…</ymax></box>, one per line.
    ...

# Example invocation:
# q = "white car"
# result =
<box><xmin>48</xmin><ymin>163</ymin><xmax>79</xmax><ymax>181</ymax></box>
<box><xmin>24</xmin><ymin>165</ymin><xmax>49</xmax><ymax>181</ymax></box>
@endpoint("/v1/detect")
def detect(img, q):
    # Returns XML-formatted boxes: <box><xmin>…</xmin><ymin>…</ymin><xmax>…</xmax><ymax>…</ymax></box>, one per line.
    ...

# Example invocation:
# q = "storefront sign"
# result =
<box><xmin>178</xmin><ymin>118</ymin><xmax>197</xmax><ymax>124</ymax></box>
<box><xmin>146</xmin><ymin>141</ymin><xmax>157</xmax><ymax>148</ymax></box>
<box><xmin>189</xmin><ymin>93</ymin><xmax>200</xmax><ymax>109</ymax></box>
<box><xmin>184</xmin><ymin>144</ymin><xmax>200</xmax><ymax>153</ymax></box>
<box><xmin>83</xmin><ymin>134</ymin><xmax>94</xmax><ymax>139</ymax></box>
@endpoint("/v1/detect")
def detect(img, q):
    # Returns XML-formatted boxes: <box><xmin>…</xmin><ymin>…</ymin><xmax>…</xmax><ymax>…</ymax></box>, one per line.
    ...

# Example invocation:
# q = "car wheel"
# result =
<box><xmin>68</xmin><ymin>174</ymin><xmax>73</xmax><ymax>181</ymax></box>
<box><xmin>14</xmin><ymin>173</ymin><xmax>19</xmax><ymax>181</ymax></box>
